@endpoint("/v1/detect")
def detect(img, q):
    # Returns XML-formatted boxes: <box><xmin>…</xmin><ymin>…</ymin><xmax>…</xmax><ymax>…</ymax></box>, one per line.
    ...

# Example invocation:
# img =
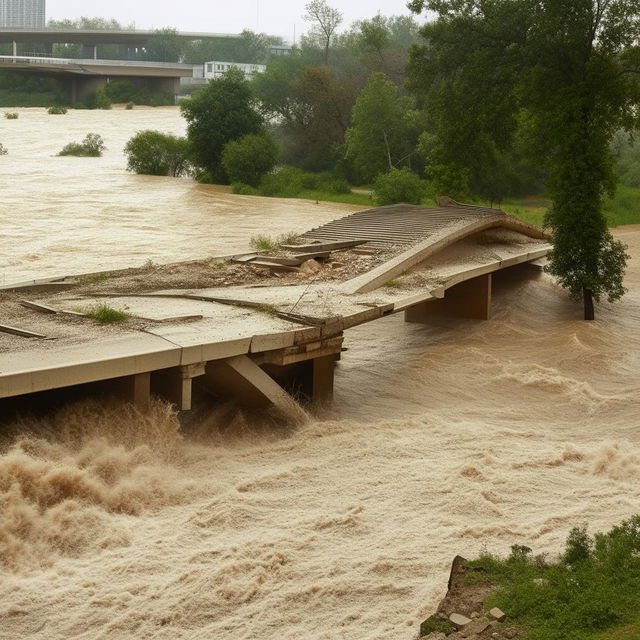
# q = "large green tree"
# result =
<box><xmin>180</xmin><ymin>68</ymin><xmax>264</xmax><ymax>183</ymax></box>
<box><xmin>346</xmin><ymin>72</ymin><xmax>417</xmax><ymax>182</ymax></box>
<box><xmin>409</xmin><ymin>0</ymin><xmax>635</xmax><ymax>319</ymax></box>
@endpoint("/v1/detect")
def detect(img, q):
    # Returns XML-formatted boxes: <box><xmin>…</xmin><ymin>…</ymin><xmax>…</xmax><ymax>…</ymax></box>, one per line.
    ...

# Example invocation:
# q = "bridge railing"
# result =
<box><xmin>0</xmin><ymin>54</ymin><xmax>196</xmax><ymax>70</ymax></box>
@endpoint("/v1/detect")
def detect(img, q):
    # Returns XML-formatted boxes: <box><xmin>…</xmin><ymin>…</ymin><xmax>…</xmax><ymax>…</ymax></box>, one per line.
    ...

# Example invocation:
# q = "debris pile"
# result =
<box><xmin>419</xmin><ymin>556</ymin><xmax>519</xmax><ymax>639</ymax></box>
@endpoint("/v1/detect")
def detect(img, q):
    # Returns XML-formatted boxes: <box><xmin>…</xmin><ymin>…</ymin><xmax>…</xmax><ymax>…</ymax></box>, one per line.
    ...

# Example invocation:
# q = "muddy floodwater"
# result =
<box><xmin>1</xmin><ymin>108</ymin><xmax>640</xmax><ymax>640</ymax></box>
<box><xmin>0</xmin><ymin>107</ymin><xmax>361</xmax><ymax>285</ymax></box>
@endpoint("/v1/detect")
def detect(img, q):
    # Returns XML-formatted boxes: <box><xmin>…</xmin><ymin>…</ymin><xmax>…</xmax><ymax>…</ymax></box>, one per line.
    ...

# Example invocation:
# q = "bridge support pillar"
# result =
<box><xmin>105</xmin><ymin>372</ymin><xmax>151</xmax><ymax>412</ymax></box>
<box><xmin>200</xmin><ymin>355</ymin><xmax>307</xmax><ymax>423</ymax></box>
<box><xmin>151</xmin><ymin>363</ymin><xmax>206</xmax><ymax>411</ymax></box>
<box><xmin>405</xmin><ymin>273</ymin><xmax>492</xmax><ymax>323</ymax></box>
<box><xmin>70</xmin><ymin>76</ymin><xmax>108</xmax><ymax>103</ymax></box>
<box><xmin>81</xmin><ymin>44</ymin><xmax>98</xmax><ymax>59</ymax></box>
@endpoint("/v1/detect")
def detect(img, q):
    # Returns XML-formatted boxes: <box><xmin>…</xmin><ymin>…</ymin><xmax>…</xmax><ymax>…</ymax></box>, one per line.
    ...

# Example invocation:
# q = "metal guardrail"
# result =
<box><xmin>0</xmin><ymin>54</ymin><xmax>197</xmax><ymax>70</ymax></box>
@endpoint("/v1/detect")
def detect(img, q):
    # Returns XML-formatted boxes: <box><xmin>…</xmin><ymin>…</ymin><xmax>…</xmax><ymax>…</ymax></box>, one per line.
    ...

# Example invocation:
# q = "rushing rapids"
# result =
<box><xmin>1</xmin><ymin>108</ymin><xmax>639</xmax><ymax>639</ymax></box>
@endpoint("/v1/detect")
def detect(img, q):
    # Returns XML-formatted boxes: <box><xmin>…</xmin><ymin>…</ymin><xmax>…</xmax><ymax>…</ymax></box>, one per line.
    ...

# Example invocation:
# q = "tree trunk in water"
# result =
<box><xmin>583</xmin><ymin>286</ymin><xmax>595</xmax><ymax>321</ymax></box>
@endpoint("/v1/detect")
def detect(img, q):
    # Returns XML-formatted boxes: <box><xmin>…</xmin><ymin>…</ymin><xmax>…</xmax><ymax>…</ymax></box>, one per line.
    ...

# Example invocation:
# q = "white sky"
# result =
<box><xmin>45</xmin><ymin>1</ymin><xmax>417</xmax><ymax>41</ymax></box>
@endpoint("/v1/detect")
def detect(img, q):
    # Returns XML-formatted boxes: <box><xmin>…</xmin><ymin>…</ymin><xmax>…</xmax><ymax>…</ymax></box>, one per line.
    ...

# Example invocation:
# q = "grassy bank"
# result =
<box><xmin>465</xmin><ymin>517</ymin><xmax>640</xmax><ymax>640</ymax></box>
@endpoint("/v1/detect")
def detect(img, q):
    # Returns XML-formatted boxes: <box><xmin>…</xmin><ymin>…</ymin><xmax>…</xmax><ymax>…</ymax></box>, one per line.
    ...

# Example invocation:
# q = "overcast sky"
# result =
<box><xmin>46</xmin><ymin>1</ymin><xmax>417</xmax><ymax>41</ymax></box>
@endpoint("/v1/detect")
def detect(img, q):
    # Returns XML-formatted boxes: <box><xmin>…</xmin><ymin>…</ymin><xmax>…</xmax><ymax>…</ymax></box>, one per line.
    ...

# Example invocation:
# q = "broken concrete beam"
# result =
<box><xmin>249</xmin><ymin>260</ymin><xmax>300</xmax><ymax>273</ymax></box>
<box><xmin>291</xmin><ymin>251</ymin><xmax>331</xmax><ymax>262</ymax></box>
<box><xmin>201</xmin><ymin>355</ymin><xmax>307</xmax><ymax>423</ymax></box>
<box><xmin>449</xmin><ymin>612</ymin><xmax>472</xmax><ymax>629</ymax></box>
<box><xmin>0</xmin><ymin>324</ymin><xmax>47</xmax><ymax>338</ymax></box>
<box><xmin>19</xmin><ymin>300</ymin><xmax>58</xmax><ymax>314</ymax></box>
<box><xmin>489</xmin><ymin>607</ymin><xmax>506</xmax><ymax>622</ymax></box>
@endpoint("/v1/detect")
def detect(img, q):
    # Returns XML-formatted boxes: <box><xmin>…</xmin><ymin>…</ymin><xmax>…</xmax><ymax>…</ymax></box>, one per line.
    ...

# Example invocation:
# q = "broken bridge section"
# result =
<box><xmin>0</xmin><ymin>200</ymin><xmax>552</xmax><ymax>421</ymax></box>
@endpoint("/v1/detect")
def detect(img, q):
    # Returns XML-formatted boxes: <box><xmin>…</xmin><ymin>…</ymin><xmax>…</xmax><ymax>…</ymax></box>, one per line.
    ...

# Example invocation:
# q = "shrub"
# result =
<box><xmin>4</xmin><ymin>112</ymin><xmax>18</xmax><ymax>119</ymax></box>
<box><xmin>124</xmin><ymin>130</ymin><xmax>191</xmax><ymax>177</ymax></box>
<box><xmin>47</xmin><ymin>105</ymin><xmax>67</xmax><ymax>115</ymax></box>
<box><xmin>95</xmin><ymin>87</ymin><xmax>112</xmax><ymax>110</ymax></box>
<box><xmin>231</xmin><ymin>182</ymin><xmax>259</xmax><ymax>195</ymax></box>
<box><xmin>125</xmin><ymin>102</ymin><xmax>135</xmax><ymax>110</ymax></box>
<box><xmin>372</xmin><ymin>167</ymin><xmax>427</xmax><ymax>205</ymax></box>
<box><xmin>259</xmin><ymin>166</ymin><xmax>306</xmax><ymax>197</ymax></box>
<box><xmin>222</xmin><ymin>133</ymin><xmax>279</xmax><ymax>187</ymax></box>
<box><xmin>59</xmin><ymin>133</ymin><xmax>106</xmax><ymax>157</ymax></box>
<box><xmin>0</xmin><ymin>143</ymin><xmax>7</xmax><ymax>155</ymax></box>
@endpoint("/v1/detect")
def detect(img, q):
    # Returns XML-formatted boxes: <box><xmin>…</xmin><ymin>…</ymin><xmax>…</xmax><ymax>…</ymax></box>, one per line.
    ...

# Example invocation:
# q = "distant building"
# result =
<box><xmin>0</xmin><ymin>0</ymin><xmax>46</xmax><ymax>28</ymax></box>
<box><xmin>269</xmin><ymin>44</ymin><xmax>291</xmax><ymax>56</ymax></box>
<box><xmin>203</xmin><ymin>61</ymin><xmax>266</xmax><ymax>80</ymax></box>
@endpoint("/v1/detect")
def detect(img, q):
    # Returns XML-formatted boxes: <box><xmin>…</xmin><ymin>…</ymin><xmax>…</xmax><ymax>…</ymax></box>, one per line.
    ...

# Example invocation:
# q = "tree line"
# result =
<box><xmin>123</xmin><ymin>0</ymin><xmax>639</xmax><ymax>319</ymax></box>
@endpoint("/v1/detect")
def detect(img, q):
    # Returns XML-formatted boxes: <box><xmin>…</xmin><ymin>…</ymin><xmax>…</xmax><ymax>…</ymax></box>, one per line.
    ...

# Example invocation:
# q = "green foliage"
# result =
<box><xmin>94</xmin><ymin>87</ymin><xmax>112</xmax><ymax>110</ymax></box>
<box><xmin>409</xmin><ymin>0</ymin><xmax>634</xmax><ymax>317</ymax></box>
<box><xmin>124</xmin><ymin>130</ymin><xmax>191</xmax><ymax>177</ymax></box>
<box><xmin>181</xmin><ymin>68</ymin><xmax>264</xmax><ymax>183</ymax></box>
<box><xmin>104</xmin><ymin>80</ymin><xmax>173</xmax><ymax>106</ymax></box>
<box><xmin>250</xmin><ymin>235</ymin><xmax>281</xmax><ymax>252</ymax></box>
<box><xmin>0</xmin><ymin>143</ymin><xmax>7</xmax><ymax>156</ymax></box>
<box><xmin>142</xmin><ymin>28</ymin><xmax>183</xmax><ymax>63</ymax></box>
<box><xmin>0</xmin><ymin>71</ymin><xmax>68</xmax><ymax>107</ymax></box>
<box><xmin>4</xmin><ymin>112</ymin><xmax>18</xmax><ymax>119</ymax></box>
<box><xmin>182</xmin><ymin>30</ymin><xmax>284</xmax><ymax>65</ymax></box>
<box><xmin>257</xmin><ymin>167</ymin><xmax>352</xmax><ymax>199</ymax></box>
<box><xmin>419</xmin><ymin>614</ymin><xmax>456</xmax><ymax>636</ymax></box>
<box><xmin>222</xmin><ymin>133</ymin><xmax>279</xmax><ymax>187</ymax></box>
<box><xmin>47</xmin><ymin>105</ymin><xmax>67</xmax><ymax>115</ymax></box>
<box><xmin>125</xmin><ymin>102</ymin><xmax>134</xmax><ymax>110</ymax></box>
<box><xmin>469</xmin><ymin>516</ymin><xmax>640</xmax><ymax>640</ymax></box>
<box><xmin>304</xmin><ymin>0</ymin><xmax>344</xmax><ymax>64</ymax></box>
<box><xmin>59</xmin><ymin>133</ymin><xmax>106</xmax><ymax>157</ymax></box>
<box><xmin>346</xmin><ymin>73</ymin><xmax>417</xmax><ymax>183</ymax></box>
<box><xmin>84</xmin><ymin>304</ymin><xmax>129</xmax><ymax>324</ymax></box>
<box><xmin>76</xmin><ymin>272</ymin><xmax>109</xmax><ymax>285</ymax></box>
<box><xmin>231</xmin><ymin>182</ymin><xmax>259</xmax><ymax>196</ymax></box>
<box><xmin>372</xmin><ymin>167</ymin><xmax>426</xmax><ymax>205</ymax></box>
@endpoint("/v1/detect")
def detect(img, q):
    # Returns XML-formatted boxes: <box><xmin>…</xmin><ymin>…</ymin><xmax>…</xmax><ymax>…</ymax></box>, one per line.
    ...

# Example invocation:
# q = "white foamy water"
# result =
<box><xmin>0</xmin><ymin>107</ymin><xmax>361</xmax><ymax>285</ymax></box>
<box><xmin>1</xmin><ymin>108</ymin><xmax>640</xmax><ymax>640</ymax></box>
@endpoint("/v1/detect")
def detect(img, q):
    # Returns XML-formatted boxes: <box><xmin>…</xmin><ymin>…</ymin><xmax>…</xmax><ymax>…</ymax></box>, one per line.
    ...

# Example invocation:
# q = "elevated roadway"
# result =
<box><xmin>0</xmin><ymin>202</ymin><xmax>552</xmax><ymax>421</ymax></box>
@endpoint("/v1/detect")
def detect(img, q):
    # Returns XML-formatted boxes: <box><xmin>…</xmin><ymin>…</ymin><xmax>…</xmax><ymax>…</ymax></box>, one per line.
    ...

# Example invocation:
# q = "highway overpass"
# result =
<box><xmin>0</xmin><ymin>54</ymin><xmax>198</xmax><ymax>101</ymax></box>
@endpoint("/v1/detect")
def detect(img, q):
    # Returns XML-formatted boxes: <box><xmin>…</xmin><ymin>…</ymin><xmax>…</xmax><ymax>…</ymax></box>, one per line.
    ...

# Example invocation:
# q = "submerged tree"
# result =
<box><xmin>180</xmin><ymin>68</ymin><xmax>264</xmax><ymax>183</ymax></box>
<box><xmin>409</xmin><ymin>0</ymin><xmax>636</xmax><ymax>319</ymax></box>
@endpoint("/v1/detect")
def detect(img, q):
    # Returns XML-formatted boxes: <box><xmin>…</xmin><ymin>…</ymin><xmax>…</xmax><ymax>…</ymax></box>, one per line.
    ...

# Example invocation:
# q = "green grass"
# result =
<box><xmin>384</xmin><ymin>279</ymin><xmax>402</xmax><ymax>287</ymax></box>
<box><xmin>468</xmin><ymin>517</ymin><xmax>640</xmax><ymax>640</ymax></box>
<box><xmin>296</xmin><ymin>190</ymin><xmax>373</xmax><ymax>206</ymax></box>
<box><xmin>76</xmin><ymin>272</ymin><xmax>109</xmax><ymax>285</ymax></box>
<box><xmin>249</xmin><ymin>233</ymin><xmax>300</xmax><ymax>252</ymax></box>
<box><xmin>84</xmin><ymin>304</ymin><xmax>129</xmax><ymax>324</ymax></box>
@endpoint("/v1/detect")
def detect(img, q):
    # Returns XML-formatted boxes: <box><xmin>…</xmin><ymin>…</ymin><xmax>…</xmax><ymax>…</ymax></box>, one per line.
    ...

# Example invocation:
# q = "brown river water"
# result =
<box><xmin>1</xmin><ymin>108</ymin><xmax>640</xmax><ymax>640</ymax></box>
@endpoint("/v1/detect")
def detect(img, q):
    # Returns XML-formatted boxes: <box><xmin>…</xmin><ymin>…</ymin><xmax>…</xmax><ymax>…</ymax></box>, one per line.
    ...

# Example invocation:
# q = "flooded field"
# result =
<box><xmin>0</xmin><ymin>107</ymin><xmax>361</xmax><ymax>285</ymax></box>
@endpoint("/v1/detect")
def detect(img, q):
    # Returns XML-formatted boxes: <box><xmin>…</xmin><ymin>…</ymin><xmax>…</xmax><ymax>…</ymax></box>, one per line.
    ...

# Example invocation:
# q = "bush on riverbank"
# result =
<box><xmin>4</xmin><ymin>112</ymin><xmax>18</xmax><ymax>119</ymax></box>
<box><xmin>59</xmin><ymin>133</ymin><xmax>106</xmax><ymax>157</ymax></box>
<box><xmin>222</xmin><ymin>133</ymin><xmax>279</xmax><ymax>187</ymax></box>
<box><xmin>124</xmin><ymin>130</ymin><xmax>191</xmax><ymax>177</ymax></box>
<box><xmin>47</xmin><ymin>105</ymin><xmax>68</xmax><ymax>115</ymax></box>
<box><xmin>467</xmin><ymin>516</ymin><xmax>640</xmax><ymax>640</ymax></box>
<box><xmin>372</xmin><ymin>167</ymin><xmax>427</xmax><ymax>205</ymax></box>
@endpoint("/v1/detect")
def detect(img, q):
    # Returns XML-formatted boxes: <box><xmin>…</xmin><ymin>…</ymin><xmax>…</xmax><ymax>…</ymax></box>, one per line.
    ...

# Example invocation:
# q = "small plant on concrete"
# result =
<box><xmin>47</xmin><ymin>105</ymin><xmax>68</xmax><ymax>115</ymax></box>
<box><xmin>0</xmin><ymin>143</ymin><xmax>7</xmax><ymax>156</ymax></box>
<box><xmin>384</xmin><ymin>279</ymin><xmax>402</xmax><ymax>288</ymax></box>
<box><xmin>59</xmin><ymin>133</ymin><xmax>106</xmax><ymax>157</ymax></box>
<box><xmin>250</xmin><ymin>235</ymin><xmax>280</xmax><ymax>252</ymax></box>
<box><xmin>85</xmin><ymin>303</ymin><xmax>129</xmax><ymax>324</ymax></box>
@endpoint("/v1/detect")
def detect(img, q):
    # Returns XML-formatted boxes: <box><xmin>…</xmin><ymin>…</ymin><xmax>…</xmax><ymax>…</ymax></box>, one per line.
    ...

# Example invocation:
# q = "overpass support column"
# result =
<box><xmin>81</xmin><ymin>44</ymin><xmax>98</xmax><ymax>59</ymax></box>
<box><xmin>12</xmin><ymin>41</ymin><xmax>16</xmax><ymax>57</ymax></box>
<box><xmin>405</xmin><ymin>273</ymin><xmax>492</xmax><ymax>323</ymax></box>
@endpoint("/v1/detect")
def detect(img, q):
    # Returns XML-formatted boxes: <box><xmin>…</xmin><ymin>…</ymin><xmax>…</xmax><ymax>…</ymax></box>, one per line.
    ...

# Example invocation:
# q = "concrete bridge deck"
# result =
<box><xmin>0</xmin><ymin>201</ymin><xmax>551</xmax><ymax>421</ymax></box>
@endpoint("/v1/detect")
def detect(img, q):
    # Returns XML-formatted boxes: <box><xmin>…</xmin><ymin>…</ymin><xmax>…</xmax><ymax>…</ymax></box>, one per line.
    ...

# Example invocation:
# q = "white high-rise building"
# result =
<box><xmin>0</xmin><ymin>0</ymin><xmax>46</xmax><ymax>28</ymax></box>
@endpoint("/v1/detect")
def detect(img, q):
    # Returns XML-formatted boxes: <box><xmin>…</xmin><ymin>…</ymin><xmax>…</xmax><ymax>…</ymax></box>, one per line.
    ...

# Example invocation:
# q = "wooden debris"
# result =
<box><xmin>20</xmin><ymin>300</ymin><xmax>58</xmax><ymax>314</ymax></box>
<box><xmin>0</xmin><ymin>324</ymin><xmax>47</xmax><ymax>338</ymax></box>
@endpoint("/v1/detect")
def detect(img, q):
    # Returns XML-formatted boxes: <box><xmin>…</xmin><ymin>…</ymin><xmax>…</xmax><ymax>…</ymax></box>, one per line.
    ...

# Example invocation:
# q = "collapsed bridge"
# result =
<box><xmin>0</xmin><ymin>200</ymin><xmax>551</xmax><ymax>422</ymax></box>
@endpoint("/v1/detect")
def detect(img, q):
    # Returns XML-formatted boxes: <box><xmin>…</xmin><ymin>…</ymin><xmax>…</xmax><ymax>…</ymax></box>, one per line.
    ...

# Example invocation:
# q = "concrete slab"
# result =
<box><xmin>0</xmin><ymin>333</ymin><xmax>180</xmax><ymax>398</ymax></box>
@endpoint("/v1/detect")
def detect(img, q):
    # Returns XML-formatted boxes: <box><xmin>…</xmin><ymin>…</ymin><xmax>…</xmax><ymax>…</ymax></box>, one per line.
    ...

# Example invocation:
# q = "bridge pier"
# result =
<box><xmin>70</xmin><ymin>76</ymin><xmax>107</xmax><ymax>103</ymax></box>
<box><xmin>405</xmin><ymin>273</ymin><xmax>492</xmax><ymax>323</ymax></box>
<box><xmin>81</xmin><ymin>44</ymin><xmax>98</xmax><ymax>60</ymax></box>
